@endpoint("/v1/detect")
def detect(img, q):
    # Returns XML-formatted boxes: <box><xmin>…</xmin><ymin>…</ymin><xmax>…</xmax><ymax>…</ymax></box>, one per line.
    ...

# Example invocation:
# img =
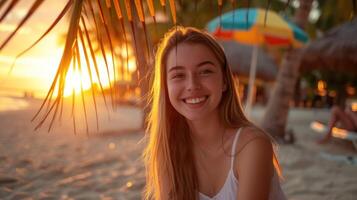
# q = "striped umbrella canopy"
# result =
<box><xmin>207</xmin><ymin>8</ymin><xmax>308</xmax><ymax>47</ymax></box>
<box><xmin>207</xmin><ymin>8</ymin><xmax>308</xmax><ymax>117</ymax></box>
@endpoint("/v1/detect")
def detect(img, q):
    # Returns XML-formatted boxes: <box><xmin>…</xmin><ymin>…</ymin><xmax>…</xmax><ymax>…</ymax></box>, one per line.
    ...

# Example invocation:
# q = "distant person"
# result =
<box><xmin>317</xmin><ymin>104</ymin><xmax>357</xmax><ymax>144</ymax></box>
<box><xmin>143</xmin><ymin>27</ymin><xmax>286</xmax><ymax>200</ymax></box>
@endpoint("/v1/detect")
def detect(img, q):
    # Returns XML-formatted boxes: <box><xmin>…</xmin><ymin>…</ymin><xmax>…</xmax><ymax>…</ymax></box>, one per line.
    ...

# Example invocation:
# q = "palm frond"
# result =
<box><xmin>105</xmin><ymin>0</ymin><xmax>111</xmax><ymax>8</ymax></box>
<box><xmin>75</xmin><ymin>40</ymin><xmax>89</xmax><ymax>134</ymax></box>
<box><xmin>124</xmin><ymin>0</ymin><xmax>140</xmax><ymax>77</ymax></box>
<box><xmin>159</xmin><ymin>0</ymin><xmax>166</xmax><ymax>13</ymax></box>
<box><xmin>169</xmin><ymin>0</ymin><xmax>176</xmax><ymax>24</ymax></box>
<box><xmin>32</xmin><ymin>0</ymin><xmax>83</xmax><ymax>131</ymax></box>
<box><xmin>0</xmin><ymin>0</ymin><xmax>19</xmax><ymax>22</ymax></box>
<box><xmin>94</xmin><ymin>0</ymin><xmax>116</xmax><ymax>109</ymax></box>
<box><xmin>0</xmin><ymin>0</ymin><xmax>8</xmax><ymax>11</ymax></box>
<box><xmin>8</xmin><ymin>0</ymin><xmax>73</xmax><ymax>74</ymax></box>
<box><xmin>80</xmin><ymin>15</ymin><xmax>109</xmax><ymax>115</ymax></box>
<box><xmin>0</xmin><ymin>0</ymin><xmax>44</xmax><ymax>51</ymax></box>
<box><xmin>114</xmin><ymin>0</ymin><xmax>129</xmax><ymax>80</ymax></box>
<box><xmin>113</xmin><ymin>0</ymin><xmax>129</xmax><ymax>69</ymax></box>
<box><xmin>134</xmin><ymin>0</ymin><xmax>150</xmax><ymax>59</ymax></box>
<box><xmin>78</xmin><ymin>23</ymin><xmax>100</xmax><ymax>131</ymax></box>
<box><xmin>147</xmin><ymin>0</ymin><xmax>156</xmax><ymax>24</ymax></box>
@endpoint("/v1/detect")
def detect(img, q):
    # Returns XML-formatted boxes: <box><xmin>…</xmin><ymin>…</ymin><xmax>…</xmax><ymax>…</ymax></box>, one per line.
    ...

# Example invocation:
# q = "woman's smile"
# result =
<box><xmin>183</xmin><ymin>95</ymin><xmax>209</xmax><ymax>109</ymax></box>
<box><xmin>166</xmin><ymin>43</ymin><xmax>226</xmax><ymax>121</ymax></box>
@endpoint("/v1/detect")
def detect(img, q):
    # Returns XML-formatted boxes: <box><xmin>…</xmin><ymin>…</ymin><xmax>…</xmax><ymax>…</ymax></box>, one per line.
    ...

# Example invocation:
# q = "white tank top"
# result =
<box><xmin>198</xmin><ymin>128</ymin><xmax>286</xmax><ymax>200</ymax></box>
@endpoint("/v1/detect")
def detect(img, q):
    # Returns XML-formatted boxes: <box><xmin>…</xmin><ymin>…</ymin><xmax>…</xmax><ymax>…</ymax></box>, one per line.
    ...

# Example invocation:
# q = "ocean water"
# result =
<box><xmin>0</xmin><ymin>96</ymin><xmax>29</xmax><ymax>112</ymax></box>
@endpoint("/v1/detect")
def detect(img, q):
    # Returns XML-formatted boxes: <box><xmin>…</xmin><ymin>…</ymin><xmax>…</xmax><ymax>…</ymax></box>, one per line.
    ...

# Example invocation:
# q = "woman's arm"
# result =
<box><xmin>235</xmin><ymin>131</ymin><xmax>274</xmax><ymax>200</ymax></box>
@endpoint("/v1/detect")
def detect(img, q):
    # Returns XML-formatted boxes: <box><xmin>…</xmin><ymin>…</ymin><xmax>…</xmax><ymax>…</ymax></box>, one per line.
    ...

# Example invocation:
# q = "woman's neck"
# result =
<box><xmin>187</xmin><ymin>111</ymin><xmax>225</xmax><ymax>147</ymax></box>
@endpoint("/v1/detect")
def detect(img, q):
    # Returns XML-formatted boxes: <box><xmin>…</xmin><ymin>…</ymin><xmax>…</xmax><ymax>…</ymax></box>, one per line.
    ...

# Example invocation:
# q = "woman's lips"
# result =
<box><xmin>182</xmin><ymin>96</ymin><xmax>208</xmax><ymax>108</ymax></box>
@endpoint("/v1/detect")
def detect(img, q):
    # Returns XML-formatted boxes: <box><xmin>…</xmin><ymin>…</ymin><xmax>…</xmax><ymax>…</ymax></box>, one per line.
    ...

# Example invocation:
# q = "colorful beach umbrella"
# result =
<box><xmin>207</xmin><ymin>8</ymin><xmax>308</xmax><ymax>48</ymax></box>
<box><xmin>207</xmin><ymin>8</ymin><xmax>308</xmax><ymax>116</ymax></box>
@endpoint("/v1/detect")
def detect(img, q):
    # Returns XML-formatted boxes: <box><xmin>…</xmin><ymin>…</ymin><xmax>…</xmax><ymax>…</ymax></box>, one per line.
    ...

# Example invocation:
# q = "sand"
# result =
<box><xmin>0</xmin><ymin>97</ymin><xmax>356</xmax><ymax>200</ymax></box>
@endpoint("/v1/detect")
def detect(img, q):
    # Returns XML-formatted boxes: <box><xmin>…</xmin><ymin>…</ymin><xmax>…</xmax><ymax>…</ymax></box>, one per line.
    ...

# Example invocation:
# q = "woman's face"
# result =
<box><xmin>165</xmin><ymin>42</ymin><xmax>226</xmax><ymax>121</ymax></box>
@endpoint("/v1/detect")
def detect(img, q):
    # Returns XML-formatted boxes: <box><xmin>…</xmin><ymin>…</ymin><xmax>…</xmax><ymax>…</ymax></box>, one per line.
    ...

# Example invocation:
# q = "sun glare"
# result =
<box><xmin>63</xmin><ymin>66</ymin><xmax>91</xmax><ymax>97</ymax></box>
<box><xmin>62</xmin><ymin>49</ymin><xmax>137</xmax><ymax>97</ymax></box>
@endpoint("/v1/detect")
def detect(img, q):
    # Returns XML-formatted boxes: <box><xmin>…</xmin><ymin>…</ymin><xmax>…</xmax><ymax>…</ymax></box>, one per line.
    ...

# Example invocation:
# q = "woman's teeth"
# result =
<box><xmin>184</xmin><ymin>96</ymin><xmax>207</xmax><ymax>104</ymax></box>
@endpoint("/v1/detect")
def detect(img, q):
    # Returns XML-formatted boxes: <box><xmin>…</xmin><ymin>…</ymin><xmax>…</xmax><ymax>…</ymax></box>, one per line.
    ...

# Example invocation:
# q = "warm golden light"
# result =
<box><xmin>351</xmin><ymin>102</ymin><xmax>357</xmax><ymax>112</ymax></box>
<box><xmin>317</xmin><ymin>80</ymin><xmax>327</xmax><ymax>96</ymax></box>
<box><xmin>63</xmin><ymin>67</ymin><xmax>91</xmax><ymax>97</ymax></box>
<box><xmin>63</xmin><ymin>51</ymin><xmax>116</xmax><ymax>97</ymax></box>
<box><xmin>127</xmin><ymin>58</ymin><xmax>137</xmax><ymax>73</ymax></box>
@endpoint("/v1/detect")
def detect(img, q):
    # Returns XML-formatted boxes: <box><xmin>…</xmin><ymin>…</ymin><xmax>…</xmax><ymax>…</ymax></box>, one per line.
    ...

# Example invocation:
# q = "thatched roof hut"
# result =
<box><xmin>219</xmin><ymin>41</ymin><xmax>278</xmax><ymax>82</ymax></box>
<box><xmin>300</xmin><ymin>18</ymin><xmax>357</xmax><ymax>73</ymax></box>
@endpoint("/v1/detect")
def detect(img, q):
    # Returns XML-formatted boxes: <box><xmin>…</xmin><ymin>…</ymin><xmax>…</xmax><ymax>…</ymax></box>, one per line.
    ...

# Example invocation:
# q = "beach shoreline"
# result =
<box><xmin>1</xmin><ymin>97</ymin><xmax>356</xmax><ymax>200</ymax></box>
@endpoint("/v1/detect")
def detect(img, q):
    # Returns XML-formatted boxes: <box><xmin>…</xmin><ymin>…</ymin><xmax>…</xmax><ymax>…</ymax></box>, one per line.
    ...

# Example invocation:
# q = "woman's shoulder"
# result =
<box><xmin>234</xmin><ymin>126</ymin><xmax>273</xmax><ymax>155</ymax></box>
<box><xmin>233</xmin><ymin>126</ymin><xmax>274</xmax><ymax>180</ymax></box>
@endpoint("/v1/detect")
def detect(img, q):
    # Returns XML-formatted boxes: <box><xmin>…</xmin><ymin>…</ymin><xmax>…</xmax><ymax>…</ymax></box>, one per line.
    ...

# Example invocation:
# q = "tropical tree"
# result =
<box><xmin>1</xmin><ymin>0</ymin><xmax>355</xmax><ymax>134</ymax></box>
<box><xmin>260</xmin><ymin>0</ymin><xmax>356</xmax><ymax>142</ymax></box>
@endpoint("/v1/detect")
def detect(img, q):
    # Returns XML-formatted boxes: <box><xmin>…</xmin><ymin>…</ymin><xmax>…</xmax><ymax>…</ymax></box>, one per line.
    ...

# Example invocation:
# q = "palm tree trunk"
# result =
<box><xmin>260</xmin><ymin>0</ymin><xmax>313</xmax><ymax>142</ymax></box>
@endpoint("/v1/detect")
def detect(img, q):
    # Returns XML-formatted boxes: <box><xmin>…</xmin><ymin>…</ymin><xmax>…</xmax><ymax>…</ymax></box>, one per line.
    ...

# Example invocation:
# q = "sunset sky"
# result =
<box><xmin>0</xmin><ymin>0</ymin><xmax>69</xmax><ymax>97</ymax></box>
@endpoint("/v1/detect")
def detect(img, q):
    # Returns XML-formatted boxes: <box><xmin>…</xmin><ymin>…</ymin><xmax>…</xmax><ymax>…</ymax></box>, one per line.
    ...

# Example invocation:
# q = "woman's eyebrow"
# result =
<box><xmin>197</xmin><ymin>60</ymin><xmax>215</xmax><ymax>68</ymax></box>
<box><xmin>168</xmin><ymin>61</ymin><xmax>216</xmax><ymax>73</ymax></box>
<box><xmin>168</xmin><ymin>66</ymin><xmax>184</xmax><ymax>73</ymax></box>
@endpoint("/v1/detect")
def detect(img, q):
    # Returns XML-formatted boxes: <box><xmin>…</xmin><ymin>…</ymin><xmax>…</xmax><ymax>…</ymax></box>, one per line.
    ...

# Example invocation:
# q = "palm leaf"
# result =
<box><xmin>80</xmin><ymin>15</ymin><xmax>109</xmax><ymax>115</ymax></box>
<box><xmin>159</xmin><ymin>0</ymin><xmax>166</xmax><ymax>13</ymax></box>
<box><xmin>0</xmin><ymin>0</ymin><xmax>8</xmax><ymax>11</ymax></box>
<box><xmin>124</xmin><ymin>0</ymin><xmax>140</xmax><ymax>77</ymax></box>
<box><xmin>124</xmin><ymin>0</ymin><xmax>133</xmax><ymax>21</ymax></box>
<box><xmin>134</xmin><ymin>0</ymin><xmax>150</xmax><ymax>59</ymax></box>
<box><xmin>147</xmin><ymin>0</ymin><xmax>156</xmax><ymax>24</ymax></box>
<box><xmin>71</xmin><ymin>50</ymin><xmax>77</xmax><ymax>135</ymax></box>
<box><xmin>94</xmin><ymin>0</ymin><xmax>116</xmax><ymax>109</ymax></box>
<box><xmin>134</xmin><ymin>0</ymin><xmax>145</xmax><ymax>22</ymax></box>
<box><xmin>113</xmin><ymin>0</ymin><xmax>129</xmax><ymax>71</ymax></box>
<box><xmin>78</xmin><ymin>23</ymin><xmax>100</xmax><ymax>132</ymax></box>
<box><xmin>168</xmin><ymin>0</ymin><xmax>176</xmax><ymax>24</ymax></box>
<box><xmin>0</xmin><ymin>0</ymin><xmax>44</xmax><ymax>51</ymax></box>
<box><xmin>33</xmin><ymin>0</ymin><xmax>83</xmax><ymax>131</ymax></box>
<box><xmin>75</xmin><ymin>40</ymin><xmax>89</xmax><ymax>134</ymax></box>
<box><xmin>105</xmin><ymin>0</ymin><xmax>111</xmax><ymax>7</ymax></box>
<box><xmin>113</xmin><ymin>0</ymin><xmax>123</xmax><ymax>18</ymax></box>
<box><xmin>8</xmin><ymin>0</ymin><xmax>73</xmax><ymax>75</ymax></box>
<box><xmin>0</xmin><ymin>0</ymin><xmax>19</xmax><ymax>22</ymax></box>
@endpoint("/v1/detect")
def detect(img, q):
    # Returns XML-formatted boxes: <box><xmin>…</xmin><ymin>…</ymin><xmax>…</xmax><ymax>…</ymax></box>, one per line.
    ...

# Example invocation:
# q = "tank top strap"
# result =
<box><xmin>230</xmin><ymin>127</ymin><xmax>243</xmax><ymax>170</ymax></box>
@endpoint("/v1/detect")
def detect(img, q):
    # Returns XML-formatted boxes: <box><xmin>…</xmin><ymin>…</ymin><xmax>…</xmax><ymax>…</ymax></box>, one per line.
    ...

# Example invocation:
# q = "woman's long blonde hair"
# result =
<box><xmin>143</xmin><ymin>26</ymin><xmax>281</xmax><ymax>200</ymax></box>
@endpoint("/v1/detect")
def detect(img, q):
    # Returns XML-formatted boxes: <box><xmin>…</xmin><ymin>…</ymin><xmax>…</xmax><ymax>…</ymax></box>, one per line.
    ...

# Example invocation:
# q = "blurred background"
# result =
<box><xmin>0</xmin><ymin>0</ymin><xmax>356</xmax><ymax>199</ymax></box>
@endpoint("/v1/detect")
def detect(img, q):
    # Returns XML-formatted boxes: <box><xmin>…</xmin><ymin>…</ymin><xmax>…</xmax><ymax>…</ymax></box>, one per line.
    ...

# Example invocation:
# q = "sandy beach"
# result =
<box><xmin>0</xmin><ymin>96</ymin><xmax>356</xmax><ymax>200</ymax></box>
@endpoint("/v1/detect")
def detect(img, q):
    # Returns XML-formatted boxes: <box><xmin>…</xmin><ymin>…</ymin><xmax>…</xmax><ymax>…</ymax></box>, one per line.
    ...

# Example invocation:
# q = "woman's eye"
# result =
<box><xmin>171</xmin><ymin>73</ymin><xmax>185</xmax><ymax>79</ymax></box>
<box><xmin>200</xmin><ymin>69</ymin><xmax>213</xmax><ymax>75</ymax></box>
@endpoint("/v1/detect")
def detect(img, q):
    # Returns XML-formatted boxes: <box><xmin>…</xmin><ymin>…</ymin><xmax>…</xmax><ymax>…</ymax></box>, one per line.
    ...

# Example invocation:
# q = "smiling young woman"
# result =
<box><xmin>143</xmin><ymin>26</ymin><xmax>286</xmax><ymax>200</ymax></box>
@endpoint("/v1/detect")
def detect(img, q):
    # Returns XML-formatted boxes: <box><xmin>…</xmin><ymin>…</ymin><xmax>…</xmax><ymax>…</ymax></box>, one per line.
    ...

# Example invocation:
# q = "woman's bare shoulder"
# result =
<box><xmin>235</xmin><ymin>126</ymin><xmax>272</xmax><ymax>155</ymax></box>
<box><xmin>233</xmin><ymin>126</ymin><xmax>274</xmax><ymax>184</ymax></box>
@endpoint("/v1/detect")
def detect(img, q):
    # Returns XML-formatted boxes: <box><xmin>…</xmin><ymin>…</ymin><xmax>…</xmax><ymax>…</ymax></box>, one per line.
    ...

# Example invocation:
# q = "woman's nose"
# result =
<box><xmin>187</xmin><ymin>74</ymin><xmax>201</xmax><ymax>91</ymax></box>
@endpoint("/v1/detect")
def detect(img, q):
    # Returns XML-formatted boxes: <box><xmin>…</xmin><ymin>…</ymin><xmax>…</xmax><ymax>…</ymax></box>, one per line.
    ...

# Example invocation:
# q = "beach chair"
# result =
<box><xmin>310</xmin><ymin>121</ymin><xmax>357</xmax><ymax>150</ymax></box>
